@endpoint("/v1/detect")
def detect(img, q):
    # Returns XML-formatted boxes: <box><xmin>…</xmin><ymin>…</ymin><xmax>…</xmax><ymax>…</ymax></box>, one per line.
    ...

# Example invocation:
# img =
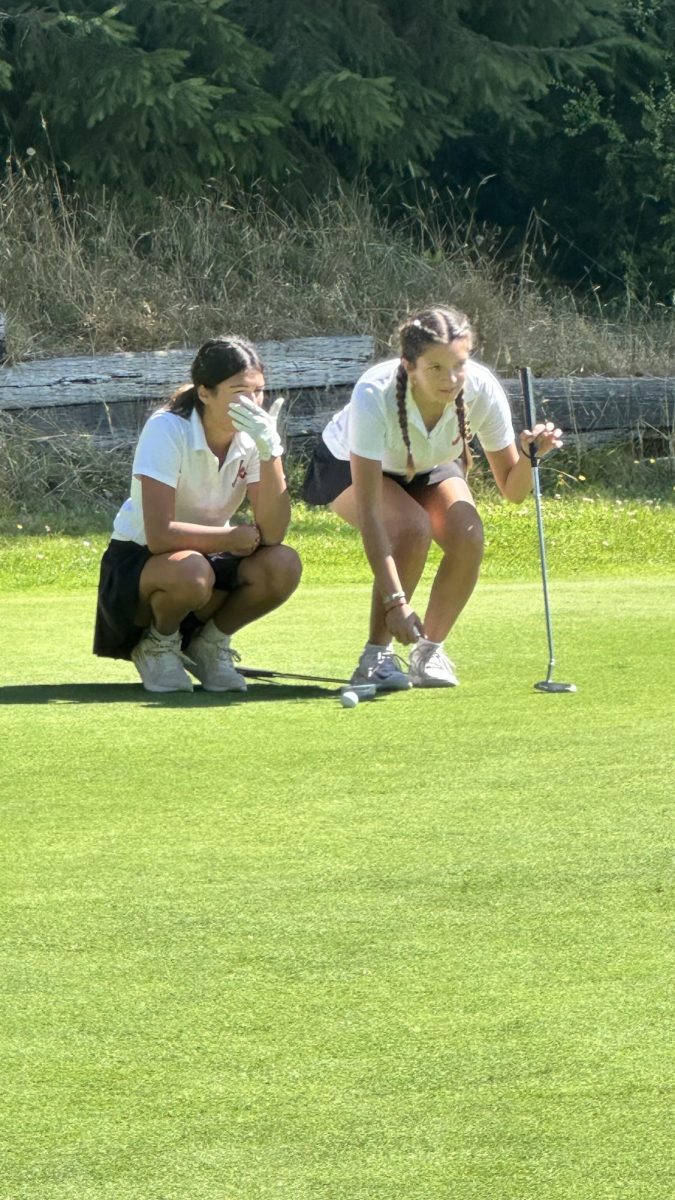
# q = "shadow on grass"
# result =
<box><xmin>0</xmin><ymin>682</ymin><xmax>340</xmax><ymax>706</ymax></box>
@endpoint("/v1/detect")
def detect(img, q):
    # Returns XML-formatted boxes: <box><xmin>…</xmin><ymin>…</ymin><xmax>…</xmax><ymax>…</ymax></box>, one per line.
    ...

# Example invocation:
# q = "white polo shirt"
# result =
<box><xmin>322</xmin><ymin>357</ymin><xmax>514</xmax><ymax>472</ymax></box>
<box><xmin>112</xmin><ymin>407</ymin><xmax>261</xmax><ymax>544</ymax></box>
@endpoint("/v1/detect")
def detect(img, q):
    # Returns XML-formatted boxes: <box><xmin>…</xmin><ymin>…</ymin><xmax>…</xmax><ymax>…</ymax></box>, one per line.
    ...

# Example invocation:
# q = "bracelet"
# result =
<box><xmin>382</xmin><ymin>590</ymin><xmax>406</xmax><ymax>606</ymax></box>
<box><xmin>384</xmin><ymin>597</ymin><xmax>408</xmax><ymax>614</ymax></box>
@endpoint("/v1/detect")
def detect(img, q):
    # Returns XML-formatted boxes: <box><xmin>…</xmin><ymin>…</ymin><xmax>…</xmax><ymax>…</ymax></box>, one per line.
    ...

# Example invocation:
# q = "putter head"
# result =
<box><xmin>534</xmin><ymin>680</ymin><xmax>577</xmax><ymax>693</ymax></box>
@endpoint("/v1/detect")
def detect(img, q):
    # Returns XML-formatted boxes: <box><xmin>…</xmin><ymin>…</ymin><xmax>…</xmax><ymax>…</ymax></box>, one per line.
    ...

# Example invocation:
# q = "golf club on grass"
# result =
<box><xmin>518</xmin><ymin>367</ymin><xmax>577</xmax><ymax>694</ymax></box>
<box><xmin>239</xmin><ymin>666</ymin><xmax>350</xmax><ymax>685</ymax></box>
<box><xmin>238</xmin><ymin>666</ymin><xmax>376</xmax><ymax>699</ymax></box>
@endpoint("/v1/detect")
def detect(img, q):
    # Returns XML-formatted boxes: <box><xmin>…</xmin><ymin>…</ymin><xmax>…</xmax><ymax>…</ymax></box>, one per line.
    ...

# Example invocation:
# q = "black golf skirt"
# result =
<box><xmin>93</xmin><ymin>539</ymin><xmax>243</xmax><ymax>660</ymax></box>
<box><xmin>301</xmin><ymin>437</ymin><xmax>465</xmax><ymax>506</ymax></box>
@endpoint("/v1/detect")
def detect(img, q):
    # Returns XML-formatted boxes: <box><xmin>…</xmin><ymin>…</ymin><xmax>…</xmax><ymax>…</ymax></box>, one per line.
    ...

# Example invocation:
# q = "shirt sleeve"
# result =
<box><xmin>347</xmin><ymin>382</ymin><xmax>387</xmax><ymax>460</ymax></box>
<box><xmin>132</xmin><ymin>413</ymin><xmax>185</xmax><ymax>488</ymax></box>
<box><xmin>472</xmin><ymin>371</ymin><xmax>515</xmax><ymax>453</ymax></box>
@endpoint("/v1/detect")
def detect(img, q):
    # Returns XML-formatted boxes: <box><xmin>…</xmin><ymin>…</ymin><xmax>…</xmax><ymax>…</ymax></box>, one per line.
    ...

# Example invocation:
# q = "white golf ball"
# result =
<box><xmin>340</xmin><ymin>689</ymin><xmax>360</xmax><ymax>709</ymax></box>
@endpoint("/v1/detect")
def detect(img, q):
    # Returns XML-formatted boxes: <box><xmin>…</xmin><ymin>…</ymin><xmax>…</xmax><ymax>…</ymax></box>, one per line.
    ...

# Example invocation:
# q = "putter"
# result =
<box><xmin>239</xmin><ymin>666</ymin><xmax>349</xmax><ymax>685</ymax></box>
<box><xmin>518</xmin><ymin>367</ymin><xmax>577</xmax><ymax>694</ymax></box>
<box><xmin>239</xmin><ymin>666</ymin><xmax>376</xmax><ymax>698</ymax></box>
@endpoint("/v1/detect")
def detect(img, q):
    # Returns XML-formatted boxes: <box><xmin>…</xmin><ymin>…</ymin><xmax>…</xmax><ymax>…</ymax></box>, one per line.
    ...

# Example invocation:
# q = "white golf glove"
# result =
<box><xmin>229</xmin><ymin>395</ymin><xmax>285</xmax><ymax>461</ymax></box>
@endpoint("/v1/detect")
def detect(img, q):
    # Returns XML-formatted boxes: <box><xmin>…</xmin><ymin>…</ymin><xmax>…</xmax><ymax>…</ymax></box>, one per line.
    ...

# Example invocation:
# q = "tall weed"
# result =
<box><xmin>1</xmin><ymin>169</ymin><xmax>675</xmax><ymax>375</ymax></box>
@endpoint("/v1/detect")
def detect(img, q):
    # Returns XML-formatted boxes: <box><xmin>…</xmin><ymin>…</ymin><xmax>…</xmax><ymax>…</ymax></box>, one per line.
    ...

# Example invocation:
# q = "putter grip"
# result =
<box><xmin>518</xmin><ymin>366</ymin><xmax>537</xmax><ymax>430</ymax></box>
<box><xmin>519</xmin><ymin>366</ymin><xmax>538</xmax><ymax>464</ymax></box>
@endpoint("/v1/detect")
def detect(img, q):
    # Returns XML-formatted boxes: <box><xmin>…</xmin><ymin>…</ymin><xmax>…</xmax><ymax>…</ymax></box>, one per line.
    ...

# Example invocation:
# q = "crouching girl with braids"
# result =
<box><xmin>302</xmin><ymin>305</ymin><xmax>562</xmax><ymax>688</ymax></box>
<box><xmin>94</xmin><ymin>335</ymin><xmax>302</xmax><ymax>693</ymax></box>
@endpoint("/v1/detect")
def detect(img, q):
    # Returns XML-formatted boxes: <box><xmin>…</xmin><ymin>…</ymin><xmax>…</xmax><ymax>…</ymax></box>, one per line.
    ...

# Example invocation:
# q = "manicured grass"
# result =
<box><xmin>1</xmin><ymin>570</ymin><xmax>674</xmax><ymax>1199</ymax></box>
<box><xmin>1</xmin><ymin>495</ymin><xmax>674</xmax><ymax>592</ymax></box>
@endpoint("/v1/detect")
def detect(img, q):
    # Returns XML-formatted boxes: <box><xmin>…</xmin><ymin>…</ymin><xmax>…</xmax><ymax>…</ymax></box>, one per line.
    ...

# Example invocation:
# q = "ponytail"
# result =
<box><xmin>165</xmin><ymin>382</ymin><xmax>201</xmax><ymax>419</ymax></box>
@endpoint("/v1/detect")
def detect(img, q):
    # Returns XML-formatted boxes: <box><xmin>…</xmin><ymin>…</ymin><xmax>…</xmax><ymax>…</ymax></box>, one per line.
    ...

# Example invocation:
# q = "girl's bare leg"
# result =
<box><xmin>136</xmin><ymin>545</ymin><xmax>301</xmax><ymax>636</ymax></box>
<box><xmin>207</xmin><ymin>545</ymin><xmax>302</xmax><ymax>634</ymax></box>
<box><xmin>412</xmin><ymin>475</ymin><xmax>484</xmax><ymax>641</ymax></box>
<box><xmin>136</xmin><ymin>550</ymin><xmax>216</xmax><ymax>633</ymax></box>
<box><xmin>331</xmin><ymin>478</ymin><xmax>432</xmax><ymax>643</ymax></box>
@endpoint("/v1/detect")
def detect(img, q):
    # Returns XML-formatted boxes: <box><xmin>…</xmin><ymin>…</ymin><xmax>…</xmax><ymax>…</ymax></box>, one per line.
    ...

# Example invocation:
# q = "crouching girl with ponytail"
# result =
<box><xmin>302</xmin><ymin>305</ymin><xmax>562</xmax><ymax>688</ymax></box>
<box><xmin>94</xmin><ymin>335</ymin><xmax>301</xmax><ymax>693</ymax></box>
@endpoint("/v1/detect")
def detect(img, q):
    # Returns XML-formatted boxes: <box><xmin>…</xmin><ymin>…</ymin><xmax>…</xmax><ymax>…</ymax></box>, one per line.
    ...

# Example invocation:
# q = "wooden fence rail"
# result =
<box><xmin>284</xmin><ymin>375</ymin><xmax>675</xmax><ymax>447</ymax></box>
<box><xmin>1</xmin><ymin>337</ymin><xmax>673</xmax><ymax>452</ymax></box>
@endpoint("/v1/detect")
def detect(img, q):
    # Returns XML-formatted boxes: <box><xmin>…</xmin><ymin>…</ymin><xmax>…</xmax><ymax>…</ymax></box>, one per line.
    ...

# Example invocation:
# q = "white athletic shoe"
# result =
<box><xmin>131</xmin><ymin>628</ymin><xmax>194</xmax><ymax>693</ymax></box>
<box><xmin>350</xmin><ymin>644</ymin><xmax>411</xmax><ymax>691</ymax></box>
<box><xmin>186</xmin><ymin>631</ymin><xmax>247</xmax><ymax>692</ymax></box>
<box><xmin>408</xmin><ymin>641</ymin><xmax>459</xmax><ymax>688</ymax></box>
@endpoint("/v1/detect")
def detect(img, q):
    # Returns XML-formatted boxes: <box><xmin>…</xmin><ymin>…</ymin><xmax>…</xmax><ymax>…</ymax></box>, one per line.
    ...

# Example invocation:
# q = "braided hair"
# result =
<box><xmin>165</xmin><ymin>335</ymin><xmax>263</xmax><ymax>419</ymax></box>
<box><xmin>396</xmin><ymin>305</ymin><xmax>474</xmax><ymax>480</ymax></box>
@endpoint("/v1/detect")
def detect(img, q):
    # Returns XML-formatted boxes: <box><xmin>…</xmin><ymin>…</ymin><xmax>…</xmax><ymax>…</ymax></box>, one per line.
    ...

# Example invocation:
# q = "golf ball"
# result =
<box><xmin>340</xmin><ymin>689</ymin><xmax>360</xmax><ymax>708</ymax></box>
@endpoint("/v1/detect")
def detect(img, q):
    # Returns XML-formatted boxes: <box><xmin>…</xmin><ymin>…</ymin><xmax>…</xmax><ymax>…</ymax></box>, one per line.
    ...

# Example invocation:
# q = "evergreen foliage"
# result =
<box><xmin>558</xmin><ymin>0</ymin><xmax>675</xmax><ymax>298</ymax></box>
<box><xmin>0</xmin><ymin>1</ymin><xmax>286</xmax><ymax>189</ymax></box>
<box><xmin>429</xmin><ymin>0</ymin><xmax>675</xmax><ymax>300</ymax></box>
<box><xmin>0</xmin><ymin>0</ymin><xmax>672</xmax><ymax>297</ymax></box>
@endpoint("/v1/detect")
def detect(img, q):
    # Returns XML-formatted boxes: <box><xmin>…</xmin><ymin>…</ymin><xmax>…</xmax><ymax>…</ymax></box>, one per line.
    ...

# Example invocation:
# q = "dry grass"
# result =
<box><xmin>0</xmin><ymin>410</ymin><xmax>132</xmax><ymax>527</ymax></box>
<box><xmin>1</xmin><ymin>169</ymin><xmax>673</xmax><ymax>522</ymax></box>
<box><xmin>1</xmin><ymin>169</ymin><xmax>675</xmax><ymax>374</ymax></box>
<box><xmin>1</xmin><ymin>404</ymin><xmax>672</xmax><ymax>538</ymax></box>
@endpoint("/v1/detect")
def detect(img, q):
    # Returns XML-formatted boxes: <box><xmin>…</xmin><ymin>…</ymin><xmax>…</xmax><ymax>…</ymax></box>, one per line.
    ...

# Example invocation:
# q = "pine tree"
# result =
<box><xmin>1</xmin><ymin>0</ymin><xmax>669</xmax><ymax>294</ymax></box>
<box><xmin>228</xmin><ymin>0</ymin><xmax>632</xmax><ymax>180</ymax></box>
<box><xmin>0</xmin><ymin>1</ymin><xmax>285</xmax><ymax>192</ymax></box>
<box><xmin>442</xmin><ymin>0</ymin><xmax>675</xmax><ymax>299</ymax></box>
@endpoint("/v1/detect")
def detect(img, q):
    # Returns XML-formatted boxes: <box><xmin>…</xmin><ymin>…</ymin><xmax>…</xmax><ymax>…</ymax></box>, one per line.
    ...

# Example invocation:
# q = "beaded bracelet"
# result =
<box><xmin>382</xmin><ymin>590</ymin><xmax>406</xmax><ymax>607</ymax></box>
<box><xmin>384</xmin><ymin>597</ymin><xmax>408</xmax><ymax>614</ymax></box>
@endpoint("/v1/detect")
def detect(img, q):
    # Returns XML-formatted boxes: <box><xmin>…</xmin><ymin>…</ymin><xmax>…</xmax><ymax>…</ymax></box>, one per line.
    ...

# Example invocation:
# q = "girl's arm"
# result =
<box><xmin>229</xmin><ymin>396</ymin><xmax>290</xmax><ymax>544</ymax></box>
<box><xmin>246</xmin><ymin>457</ymin><xmax>291</xmax><ymax>545</ymax></box>
<box><xmin>351</xmin><ymin>454</ymin><xmax>422</xmax><ymax>644</ymax></box>
<box><xmin>351</xmin><ymin>455</ymin><xmax>402</xmax><ymax>595</ymax></box>
<box><xmin>485</xmin><ymin>422</ymin><xmax>563</xmax><ymax>503</ymax></box>
<box><xmin>140</xmin><ymin>476</ymin><xmax>260</xmax><ymax>556</ymax></box>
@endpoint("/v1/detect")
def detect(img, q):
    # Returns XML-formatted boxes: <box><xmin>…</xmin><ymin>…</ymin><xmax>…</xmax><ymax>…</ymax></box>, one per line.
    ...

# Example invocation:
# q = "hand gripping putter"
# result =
<box><xmin>518</xmin><ymin>367</ymin><xmax>577</xmax><ymax>694</ymax></box>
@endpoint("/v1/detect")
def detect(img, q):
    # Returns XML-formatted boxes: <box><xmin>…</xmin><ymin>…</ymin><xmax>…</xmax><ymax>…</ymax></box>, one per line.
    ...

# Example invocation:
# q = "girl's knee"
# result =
<box><xmin>443</xmin><ymin>504</ymin><xmax>484</xmax><ymax>558</ymax></box>
<box><xmin>267</xmin><ymin>545</ymin><xmax>303</xmax><ymax>595</ymax></box>
<box><xmin>250</xmin><ymin>544</ymin><xmax>302</xmax><ymax>599</ymax></box>
<box><xmin>390</xmin><ymin>509</ymin><xmax>432</xmax><ymax>554</ymax></box>
<box><xmin>173</xmin><ymin>554</ymin><xmax>216</xmax><ymax>608</ymax></box>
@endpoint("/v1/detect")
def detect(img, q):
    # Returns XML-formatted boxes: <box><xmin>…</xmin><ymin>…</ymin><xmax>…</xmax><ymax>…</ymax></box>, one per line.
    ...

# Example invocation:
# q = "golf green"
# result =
<box><xmin>1</xmin><ymin>579</ymin><xmax>673</xmax><ymax>1199</ymax></box>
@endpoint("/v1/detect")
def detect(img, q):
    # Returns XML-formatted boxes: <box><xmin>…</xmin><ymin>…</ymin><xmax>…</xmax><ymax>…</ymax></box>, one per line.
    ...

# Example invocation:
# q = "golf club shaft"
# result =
<box><xmin>519</xmin><ymin>367</ymin><xmax>556</xmax><ymax>681</ymax></box>
<box><xmin>239</xmin><ymin>667</ymin><xmax>349</xmax><ymax>685</ymax></box>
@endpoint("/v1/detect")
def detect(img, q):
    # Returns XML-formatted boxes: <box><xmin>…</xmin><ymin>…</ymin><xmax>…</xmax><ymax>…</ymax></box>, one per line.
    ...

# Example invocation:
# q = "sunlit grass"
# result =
<box><xmin>1</xmin><ymin>578</ymin><xmax>674</xmax><ymax>1200</ymax></box>
<box><xmin>1</xmin><ymin>496</ymin><xmax>673</xmax><ymax>593</ymax></box>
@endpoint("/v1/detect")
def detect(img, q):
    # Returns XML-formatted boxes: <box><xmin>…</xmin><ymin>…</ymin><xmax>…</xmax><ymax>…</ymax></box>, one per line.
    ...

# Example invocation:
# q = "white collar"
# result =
<box><xmin>188</xmin><ymin>407</ymin><xmax>252</xmax><ymax>461</ymax></box>
<box><xmin>406</xmin><ymin>380</ymin><xmax>457</xmax><ymax>436</ymax></box>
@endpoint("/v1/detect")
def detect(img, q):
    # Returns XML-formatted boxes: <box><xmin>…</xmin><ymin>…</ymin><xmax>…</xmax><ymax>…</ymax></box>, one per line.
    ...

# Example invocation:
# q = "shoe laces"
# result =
<box><xmin>413</xmin><ymin>642</ymin><xmax>453</xmax><ymax>671</ymax></box>
<box><xmin>206</xmin><ymin>640</ymin><xmax>241</xmax><ymax>668</ymax></box>
<box><xmin>144</xmin><ymin>630</ymin><xmax>192</xmax><ymax>667</ymax></box>
<box><xmin>370</xmin><ymin>648</ymin><xmax>407</xmax><ymax>675</ymax></box>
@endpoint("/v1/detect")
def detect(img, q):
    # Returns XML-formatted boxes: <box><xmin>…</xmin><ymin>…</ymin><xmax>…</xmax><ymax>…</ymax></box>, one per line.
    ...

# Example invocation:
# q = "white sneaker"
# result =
<box><xmin>131</xmin><ymin>628</ymin><xmax>194</xmax><ymax>693</ymax></box>
<box><xmin>350</xmin><ymin>644</ymin><xmax>411</xmax><ymax>691</ymax></box>
<box><xmin>409</xmin><ymin>641</ymin><xmax>459</xmax><ymax>688</ymax></box>
<box><xmin>186</xmin><ymin>630</ymin><xmax>247</xmax><ymax>692</ymax></box>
